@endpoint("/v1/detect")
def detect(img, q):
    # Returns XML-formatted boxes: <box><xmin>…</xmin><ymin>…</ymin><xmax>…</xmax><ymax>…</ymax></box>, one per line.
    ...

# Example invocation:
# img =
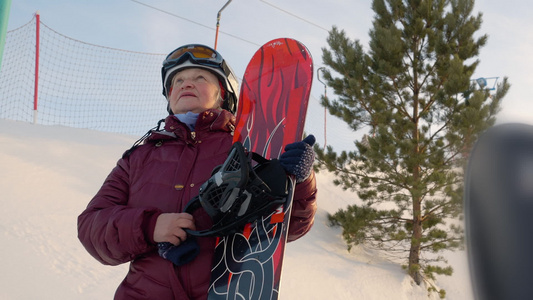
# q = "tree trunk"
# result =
<box><xmin>409</xmin><ymin>208</ymin><xmax>423</xmax><ymax>285</ymax></box>
<box><xmin>410</xmin><ymin>70</ymin><xmax>423</xmax><ymax>285</ymax></box>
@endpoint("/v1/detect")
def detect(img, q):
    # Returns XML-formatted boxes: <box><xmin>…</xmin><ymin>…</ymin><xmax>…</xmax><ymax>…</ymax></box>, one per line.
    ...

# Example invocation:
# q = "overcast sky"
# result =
<box><xmin>6</xmin><ymin>0</ymin><xmax>533</xmax><ymax>149</ymax></box>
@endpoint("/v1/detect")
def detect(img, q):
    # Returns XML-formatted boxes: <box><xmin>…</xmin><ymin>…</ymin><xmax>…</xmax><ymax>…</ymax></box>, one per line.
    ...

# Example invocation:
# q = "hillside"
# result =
<box><xmin>0</xmin><ymin>119</ymin><xmax>473</xmax><ymax>299</ymax></box>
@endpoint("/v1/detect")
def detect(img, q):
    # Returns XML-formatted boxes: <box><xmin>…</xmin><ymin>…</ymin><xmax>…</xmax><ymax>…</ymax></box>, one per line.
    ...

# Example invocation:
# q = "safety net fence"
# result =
<box><xmin>0</xmin><ymin>15</ymin><xmax>168</xmax><ymax>136</ymax></box>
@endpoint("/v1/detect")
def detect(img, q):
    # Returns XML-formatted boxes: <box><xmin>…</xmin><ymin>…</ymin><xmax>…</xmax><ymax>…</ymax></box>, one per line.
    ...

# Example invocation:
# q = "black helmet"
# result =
<box><xmin>161</xmin><ymin>44</ymin><xmax>239</xmax><ymax>114</ymax></box>
<box><xmin>184</xmin><ymin>142</ymin><xmax>289</xmax><ymax>237</ymax></box>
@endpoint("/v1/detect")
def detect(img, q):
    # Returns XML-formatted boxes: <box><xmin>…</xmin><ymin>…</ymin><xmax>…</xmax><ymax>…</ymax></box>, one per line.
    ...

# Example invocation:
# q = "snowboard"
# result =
<box><xmin>465</xmin><ymin>123</ymin><xmax>533</xmax><ymax>300</ymax></box>
<box><xmin>207</xmin><ymin>38</ymin><xmax>313</xmax><ymax>299</ymax></box>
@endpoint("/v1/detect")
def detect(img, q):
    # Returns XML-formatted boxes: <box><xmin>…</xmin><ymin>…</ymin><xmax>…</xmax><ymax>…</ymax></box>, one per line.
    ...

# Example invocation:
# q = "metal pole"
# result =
<box><xmin>214</xmin><ymin>0</ymin><xmax>232</xmax><ymax>50</ymax></box>
<box><xmin>33</xmin><ymin>11</ymin><xmax>40</xmax><ymax>124</ymax></box>
<box><xmin>317</xmin><ymin>67</ymin><xmax>327</xmax><ymax>149</ymax></box>
<box><xmin>0</xmin><ymin>0</ymin><xmax>12</xmax><ymax>72</ymax></box>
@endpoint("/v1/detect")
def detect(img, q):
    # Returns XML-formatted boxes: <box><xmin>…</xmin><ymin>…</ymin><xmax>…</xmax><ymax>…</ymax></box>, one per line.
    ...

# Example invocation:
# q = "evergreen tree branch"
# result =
<box><xmin>321</xmin><ymin>0</ymin><xmax>508</xmax><ymax>292</ymax></box>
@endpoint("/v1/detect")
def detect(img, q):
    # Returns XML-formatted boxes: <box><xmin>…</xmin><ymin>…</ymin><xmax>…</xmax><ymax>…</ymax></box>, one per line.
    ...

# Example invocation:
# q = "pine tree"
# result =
<box><xmin>316</xmin><ymin>0</ymin><xmax>510</xmax><ymax>293</ymax></box>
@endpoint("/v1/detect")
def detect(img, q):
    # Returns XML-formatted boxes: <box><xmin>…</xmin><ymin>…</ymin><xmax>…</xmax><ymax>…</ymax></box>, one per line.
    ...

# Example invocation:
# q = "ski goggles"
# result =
<box><xmin>161</xmin><ymin>44</ymin><xmax>238</xmax><ymax>99</ymax></box>
<box><xmin>163</xmin><ymin>44</ymin><xmax>224</xmax><ymax>68</ymax></box>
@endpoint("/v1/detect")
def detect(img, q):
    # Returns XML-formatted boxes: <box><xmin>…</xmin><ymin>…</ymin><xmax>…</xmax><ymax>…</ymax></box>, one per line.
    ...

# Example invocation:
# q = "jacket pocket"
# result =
<box><xmin>115</xmin><ymin>259</ymin><xmax>175</xmax><ymax>299</ymax></box>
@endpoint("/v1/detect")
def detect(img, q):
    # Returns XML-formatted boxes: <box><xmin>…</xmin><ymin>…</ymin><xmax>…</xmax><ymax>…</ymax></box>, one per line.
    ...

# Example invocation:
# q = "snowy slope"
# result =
<box><xmin>0</xmin><ymin>119</ymin><xmax>473</xmax><ymax>299</ymax></box>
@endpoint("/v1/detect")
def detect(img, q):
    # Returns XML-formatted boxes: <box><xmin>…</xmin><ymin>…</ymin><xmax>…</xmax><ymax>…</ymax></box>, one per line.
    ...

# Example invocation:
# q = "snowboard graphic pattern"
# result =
<box><xmin>207</xmin><ymin>38</ymin><xmax>313</xmax><ymax>300</ymax></box>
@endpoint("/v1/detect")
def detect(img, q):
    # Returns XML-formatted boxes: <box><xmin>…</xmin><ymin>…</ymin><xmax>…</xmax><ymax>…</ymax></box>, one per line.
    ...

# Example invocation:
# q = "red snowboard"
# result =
<box><xmin>208</xmin><ymin>38</ymin><xmax>313</xmax><ymax>299</ymax></box>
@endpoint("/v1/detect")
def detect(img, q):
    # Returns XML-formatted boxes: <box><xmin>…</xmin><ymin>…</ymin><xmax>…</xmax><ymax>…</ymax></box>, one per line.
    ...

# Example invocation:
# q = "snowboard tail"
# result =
<box><xmin>207</xmin><ymin>38</ymin><xmax>313</xmax><ymax>300</ymax></box>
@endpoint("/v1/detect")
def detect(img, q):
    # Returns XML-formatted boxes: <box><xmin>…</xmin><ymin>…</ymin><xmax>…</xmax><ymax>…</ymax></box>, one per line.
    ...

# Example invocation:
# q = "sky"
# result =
<box><xmin>5</xmin><ymin>0</ymin><xmax>533</xmax><ymax>150</ymax></box>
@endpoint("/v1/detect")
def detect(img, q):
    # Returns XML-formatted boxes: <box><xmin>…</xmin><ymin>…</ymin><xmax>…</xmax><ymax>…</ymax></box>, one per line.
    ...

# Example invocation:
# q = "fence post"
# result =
<box><xmin>0</xmin><ymin>0</ymin><xmax>12</xmax><ymax>72</ymax></box>
<box><xmin>33</xmin><ymin>11</ymin><xmax>40</xmax><ymax>124</ymax></box>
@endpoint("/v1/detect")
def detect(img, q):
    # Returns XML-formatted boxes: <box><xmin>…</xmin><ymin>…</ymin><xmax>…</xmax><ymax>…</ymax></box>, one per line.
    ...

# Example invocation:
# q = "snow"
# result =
<box><xmin>0</xmin><ymin>118</ymin><xmax>473</xmax><ymax>299</ymax></box>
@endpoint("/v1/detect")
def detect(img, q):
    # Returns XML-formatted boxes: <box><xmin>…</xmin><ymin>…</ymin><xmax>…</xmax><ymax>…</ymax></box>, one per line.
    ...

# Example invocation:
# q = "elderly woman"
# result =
<box><xmin>78</xmin><ymin>44</ymin><xmax>317</xmax><ymax>300</ymax></box>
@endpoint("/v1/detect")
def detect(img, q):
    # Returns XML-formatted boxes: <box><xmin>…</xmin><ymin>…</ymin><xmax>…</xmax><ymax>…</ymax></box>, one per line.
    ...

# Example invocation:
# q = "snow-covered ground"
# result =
<box><xmin>0</xmin><ymin>119</ymin><xmax>473</xmax><ymax>299</ymax></box>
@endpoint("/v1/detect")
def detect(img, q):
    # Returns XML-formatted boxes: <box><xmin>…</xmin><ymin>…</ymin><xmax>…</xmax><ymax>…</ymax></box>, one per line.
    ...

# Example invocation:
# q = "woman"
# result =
<box><xmin>77</xmin><ymin>44</ymin><xmax>317</xmax><ymax>299</ymax></box>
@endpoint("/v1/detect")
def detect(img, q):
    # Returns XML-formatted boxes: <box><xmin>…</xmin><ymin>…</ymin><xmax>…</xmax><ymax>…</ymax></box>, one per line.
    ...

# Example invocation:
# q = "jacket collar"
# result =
<box><xmin>148</xmin><ymin>109</ymin><xmax>235</xmax><ymax>142</ymax></box>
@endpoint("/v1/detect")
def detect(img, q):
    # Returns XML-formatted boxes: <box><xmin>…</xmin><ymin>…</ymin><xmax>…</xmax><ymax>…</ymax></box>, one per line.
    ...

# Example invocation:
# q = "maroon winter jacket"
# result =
<box><xmin>77</xmin><ymin>109</ymin><xmax>318</xmax><ymax>300</ymax></box>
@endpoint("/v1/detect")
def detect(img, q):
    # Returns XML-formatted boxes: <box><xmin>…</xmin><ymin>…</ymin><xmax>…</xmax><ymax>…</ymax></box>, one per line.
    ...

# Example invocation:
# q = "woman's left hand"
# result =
<box><xmin>279</xmin><ymin>135</ymin><xmax>316</xmax><ymax>183</ymax></box>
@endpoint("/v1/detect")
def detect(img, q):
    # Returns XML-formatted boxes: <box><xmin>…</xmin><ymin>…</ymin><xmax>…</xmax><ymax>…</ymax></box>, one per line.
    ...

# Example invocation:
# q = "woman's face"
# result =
<box><xmin>168</xmin><ymin>68</ymin><xmax>221</xmax><ymax>114</ymax></box>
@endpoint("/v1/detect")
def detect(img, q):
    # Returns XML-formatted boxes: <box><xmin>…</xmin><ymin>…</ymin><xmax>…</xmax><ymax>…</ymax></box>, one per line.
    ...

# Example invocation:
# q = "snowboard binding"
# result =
<box><xmin>185</xmin><ymin>142</ymin><xmax>289</xmax><ymax>237</ymax></box>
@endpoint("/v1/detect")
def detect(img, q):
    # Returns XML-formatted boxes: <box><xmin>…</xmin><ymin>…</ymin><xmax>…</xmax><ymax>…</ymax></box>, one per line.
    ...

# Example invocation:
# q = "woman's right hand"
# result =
<box><xmin>153</xmin><ymin>213</ymin><xmax>196</xmax><ymax>245</ymax></box>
